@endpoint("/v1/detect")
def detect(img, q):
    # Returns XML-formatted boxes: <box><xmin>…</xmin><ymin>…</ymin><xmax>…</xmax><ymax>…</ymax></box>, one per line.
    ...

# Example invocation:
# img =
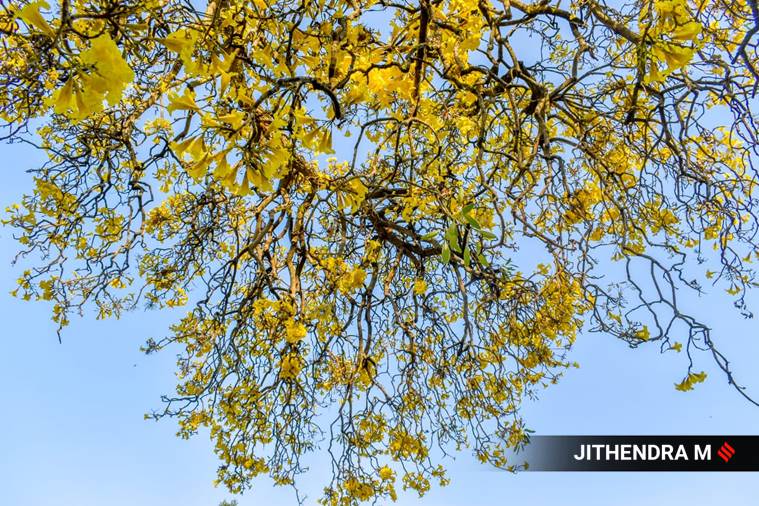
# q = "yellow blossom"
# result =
<box><xmin>284</xmin><ymin>319</ymin><xmax>307</xmax><ymax>345</ymax></box>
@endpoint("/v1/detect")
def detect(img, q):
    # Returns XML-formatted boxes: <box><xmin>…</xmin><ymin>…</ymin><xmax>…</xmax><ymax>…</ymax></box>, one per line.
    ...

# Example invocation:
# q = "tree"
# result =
<box><xmin>1</xmin><ymin>0</ymin><xmax>758</xmax><ymax>502</ymax></box>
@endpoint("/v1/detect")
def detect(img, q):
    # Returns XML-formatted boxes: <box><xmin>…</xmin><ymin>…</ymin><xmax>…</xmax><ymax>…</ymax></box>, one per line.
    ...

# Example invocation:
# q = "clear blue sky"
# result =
<box><xmin>2</xmin><ymin>137</ymin><xmax>759</xmax><ymax>506</ymax></box>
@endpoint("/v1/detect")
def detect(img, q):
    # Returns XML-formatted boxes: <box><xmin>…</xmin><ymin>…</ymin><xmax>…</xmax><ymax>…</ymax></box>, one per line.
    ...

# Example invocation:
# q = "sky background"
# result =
<box><xmin>2</xmin><ymin>130</ymin><xmax>759</xmax><ymax>505</ymax></box>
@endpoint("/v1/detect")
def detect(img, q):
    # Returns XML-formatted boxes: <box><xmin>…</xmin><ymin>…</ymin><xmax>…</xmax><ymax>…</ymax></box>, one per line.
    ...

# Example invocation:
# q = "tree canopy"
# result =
<box><xmin>2</xmin><ymin>0</ymin><xmax>759</xmax><ymax>503</ymax></box>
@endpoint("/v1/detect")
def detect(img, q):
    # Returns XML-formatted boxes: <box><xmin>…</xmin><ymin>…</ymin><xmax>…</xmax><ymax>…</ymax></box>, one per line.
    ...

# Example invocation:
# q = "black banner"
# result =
<box><xmin>518</xmin><ymin>436</ymin><xmax>759</xmax><ymax>471</ymax></box>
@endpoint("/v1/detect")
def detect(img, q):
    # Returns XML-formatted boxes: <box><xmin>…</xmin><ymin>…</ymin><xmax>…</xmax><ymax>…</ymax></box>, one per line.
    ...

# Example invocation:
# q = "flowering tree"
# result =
<box><xmin>2</xmin><ymin>0</ymin><xmax>758</xmax><ymax>503</ymax></box>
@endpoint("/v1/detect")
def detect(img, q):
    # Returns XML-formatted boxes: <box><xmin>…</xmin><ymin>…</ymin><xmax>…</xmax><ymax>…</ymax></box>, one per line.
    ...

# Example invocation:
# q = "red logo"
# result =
<box><xmin>717</xmin><ymin>442</ymin><xmax>735</xmax><ymax>462</ymax></box>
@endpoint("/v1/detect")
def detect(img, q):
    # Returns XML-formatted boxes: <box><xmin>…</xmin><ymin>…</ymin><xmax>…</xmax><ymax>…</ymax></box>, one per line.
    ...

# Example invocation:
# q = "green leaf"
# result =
<box><xmin>445</xmin><ymin>224</ymin><xmax>461</xmax><ymax>253</ymax></box>
<box><xmin>421</xmin><ymin>231</ymin><xmax>437</xmax><ymax>241</ymax></box>
<box><xmin>445</xmin><ymin>223</ymin><xmax>458</xmax><ymax>243</ymax></box>
<box><xmin>480</xmin><ymin>230</ymin><xmax>497</xmax><ymax>241</ymax></box>
<box><xmin>477</xmin><ymin>253</ymin><xmax>489</xmax><ymax>266</ymax></box>
<box><xmin>464</xmin><ymin>246</ymin><xmax>471</xmax><ymax>267</ymax></box>
<box><xmin>441</xmin><ymin>243</ymin><xmax>451</xmax><ymax>264</ymax></box>
<box><xmin>464</xmin><ymin>214</ymin><xmax>481</xmax><ymax>230</ymax></box>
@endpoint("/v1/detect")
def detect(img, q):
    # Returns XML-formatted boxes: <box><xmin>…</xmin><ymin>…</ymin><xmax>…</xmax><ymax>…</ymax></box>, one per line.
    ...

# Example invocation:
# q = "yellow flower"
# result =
<box><xmin>671</xmin><ymin>21</ymin><xmax>702</xmax><ymax>41</ymax></box>
<box><xmin>18</xmin><ymin>0</ymin><xmax>55</xmax><ymax>37</ymax></box>
<box><xmin>79</xmin><ymin>34</ymin><xmax>135</xmax><ymax>106</ymax></box>
<box><xmin>674</xmin><ymin>371</ymin><xmax>707</xmax><ymax>392</ymax></box>
<box><xmin>378</xmin><ymin>465</ymin><xmax>394</xmax><ymax>481</ymax></box>
<box><xmin>160</xmin><ymin>28</ymin><xmax>201</xmax><ymax>74</ymax></box>
<box><xmin>340</xmin><ymin>267</ymin><xmax>366</xmax><ymax>293</ymax></box>
<box><xmin>160</xmin><ymin>28</ymin><xmax>197</xmax><ymax>55</ymax></box>
<box><xmin>413</xmin><ymin>279</ymin><xmax>427</xmax><ymax>296</ymax></box>
<box><xmin>52</xmin><ymin>78</ymin><xmax>76</xmax><ymax>116</ymax></box>
<box><xmin>635</xmin><ymin>325</ymin><xmax>651</xmax><ymax>341</ymax></box>
<box><xmin>109</xmin><ymin>278</ymin><xmax>126</xmax><ymax>289</ymax></box>
<box><xmin>279</xmin><ymin>353</ymin><xmax>303</xmax><ymax>380</ymax></box>
<box><xmin>317</xmin><ymin>128</ymin><xmax>335</xmax><ymax>154</ymax></box>
<box><xmin>51</xmin><ymin>34</ymin><xmax>134</xmax><ymax>119</ymax></box>
<box><xmin>336</xmin><ymin>178</ymin><xmax>367</xmax><ymax>213</ymax></box>
<box><xmin>284</xmin><ymin>320</ymin><xmax>307</xmax><ymax>345</ymax></box>
<box><xmin>167</xmin><ymin>89</ymin><xmax>200</xmax><ymax>113</ymax></box>
<box><xmin>364</xmin><ymin>239</ymin><xmax>382</xmax><ymax>263</ymax></box>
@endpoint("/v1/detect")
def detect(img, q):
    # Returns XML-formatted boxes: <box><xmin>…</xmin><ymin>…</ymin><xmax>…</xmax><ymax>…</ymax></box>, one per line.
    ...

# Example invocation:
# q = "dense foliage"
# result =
<box><xmin>2</xmin><ymin>0</ymin><xmax>758</xmax><ymax>503</ymax></box>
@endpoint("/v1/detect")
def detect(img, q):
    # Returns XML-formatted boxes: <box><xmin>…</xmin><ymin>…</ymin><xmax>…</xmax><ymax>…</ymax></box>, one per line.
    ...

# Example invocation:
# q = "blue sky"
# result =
<box><xmin>2</xmin><ymin>135</ymin><xmax>759</xmax><ymax>505</ymax></box>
